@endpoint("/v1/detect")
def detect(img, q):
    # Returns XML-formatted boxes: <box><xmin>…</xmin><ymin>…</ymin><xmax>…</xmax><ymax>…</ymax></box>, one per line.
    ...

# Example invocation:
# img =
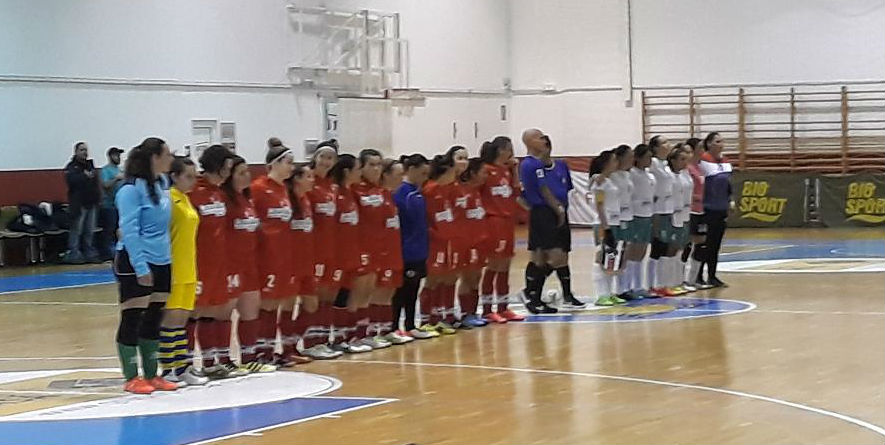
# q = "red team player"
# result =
<box><xmin>221</xmin><ymin>155</ymin><xmax>276</xmax><ymax>373</ymax></box>
<box><xmin>287</xmin><ymin>164</ymin><xmax>341</xmax><ymax>360</ymax></box>
<box><xmin>375</xmin><ymin>158</ymin><xmax>411</xmax><ymax>344</ymax></box>
<box><xmin>327</xmin><ymin>154</ymin><xmax>373</xmax><ymax>354</ymax></box>
<box><xmin>307</xmin><ymin>142</ymin><xmax>341</xmax><ymax>353</ymax></box>
<box><xmin>479</xmin><ymin>137</ymin><xmax>525</xmax><ymax>323</ymax></box>
<box><xmin>419</xmin><ymin>146</ymin><xmax>468</xmax><ymax>336</ymax></box>
<box><xmin>188</xmin><ymin>145</ymin><xmax>240</xmax><ymax>378</ymax></box>
<box><xmin>250</xmin><ymin>144</ymin><xmax>301</xmax><ymax>367</ymax></box>
<box><xmin>352</xmin><ymin>150</ymin><xmax>403</xmax><ymax>349</ymax></box>
<box><xmin>455</xmin><ymin>158</ymin><xmax>490</xmax><ymax>328</ymax></box>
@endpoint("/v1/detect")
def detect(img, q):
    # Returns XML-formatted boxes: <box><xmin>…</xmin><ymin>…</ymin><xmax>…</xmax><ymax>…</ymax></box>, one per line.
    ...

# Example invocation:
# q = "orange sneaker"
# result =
<box><xmin>499</xmin><ymin>309</ymin><xmax>525</xmax><ymax>322</ymax></box>
<box><xmin>148</xmin><ymin>376</ymin><xmax>178</xmax><ymax>391</ymax></box>
<box><xmin>123</xmin><ymin>377</ymin><xmax>155</xmax><ymax>395</ymax></box>
<box><xmin>483</xmin><ymin>312</ymin><xmax>508</xmax><ymax>324</ymax></box>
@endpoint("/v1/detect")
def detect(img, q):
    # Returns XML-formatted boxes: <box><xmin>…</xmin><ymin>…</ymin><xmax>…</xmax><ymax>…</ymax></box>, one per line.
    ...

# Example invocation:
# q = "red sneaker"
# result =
<box><xmin>148</xmin><ymin>376</ymin><xmax>178</xmax><ymax>391</ymax></box>
<box><xmin>499</xmin><ymin>309</ymin><xmax>525</xmax><ymax>322</ymax></box>
<box><xmin>123</xmin><ymin>377</ymin><xmax>156</xmax><ymax>394</ymax></box>
<box><xmin>483</xmin><ymin>312</ymin><xmax>508</xmax><ymax>324</ymax></box>
<box><xmin>650</xmin><ymin>287</ymin><xmax>675</xmax><ymax>297</ymax></box>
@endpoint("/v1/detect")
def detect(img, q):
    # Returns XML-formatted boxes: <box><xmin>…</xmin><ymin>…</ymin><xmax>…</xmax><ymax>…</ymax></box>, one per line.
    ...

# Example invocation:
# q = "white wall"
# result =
<box><xmin>631</xmin><ymin>0</ymin><xmax>885</xmax><ymax>87</ymax></box>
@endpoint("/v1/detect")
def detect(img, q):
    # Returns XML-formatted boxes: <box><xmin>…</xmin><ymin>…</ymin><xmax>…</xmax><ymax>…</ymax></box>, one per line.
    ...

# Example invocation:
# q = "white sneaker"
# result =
<box><xmin>409</xmin><ymin>328</ymin><xmax>436</xmax><ymax>339</ymax></box>
<box><xmin>164</xmin><ymin>371</ymin><xmax>188</xmax><ymax>388</ymax></box>
<box><xmin>681</xmin><ymin>282</ymin><xmax>698</xmax><ymax>292</ymax></box>
<box><xmin>181</xmin><ymin>366</ymin><xmax>209</xmax><ymax>386</ymax></box>
<box><xmin>356</xmin><ymin>337</ymin><xmax>390</xmax><ymax>350</ymax></box>
<box><xmin>383</xmin><ymin>331</ymin><xmax>414</xmax><ymax>345</ymax></box>
<box><xmin>302</xmin><ymin>344</ymin><xmax>343</xmax><ymax>360</ymax></box>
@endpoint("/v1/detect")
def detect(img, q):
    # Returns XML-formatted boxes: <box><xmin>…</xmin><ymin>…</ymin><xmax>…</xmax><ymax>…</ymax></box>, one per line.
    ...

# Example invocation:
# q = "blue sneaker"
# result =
<box><xmin>463</xmin><ymin>314</ymin><xmax>488</xmax><ymax>327</ymax></box>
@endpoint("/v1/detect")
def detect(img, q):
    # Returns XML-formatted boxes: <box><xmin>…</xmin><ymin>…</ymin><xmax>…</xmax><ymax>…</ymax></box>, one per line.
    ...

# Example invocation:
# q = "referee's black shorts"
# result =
<box><xmin>528</xmin><ymin>206</ymin><xmax>571</xmax><ymax>252</ymax></box>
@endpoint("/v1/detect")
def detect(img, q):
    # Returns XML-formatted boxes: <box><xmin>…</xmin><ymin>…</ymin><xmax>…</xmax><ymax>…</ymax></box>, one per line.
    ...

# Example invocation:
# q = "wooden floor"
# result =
<box><xmin>0</xmin><ymin>228</ymin><xmax>882</xmax><ymax>444</ymax></box>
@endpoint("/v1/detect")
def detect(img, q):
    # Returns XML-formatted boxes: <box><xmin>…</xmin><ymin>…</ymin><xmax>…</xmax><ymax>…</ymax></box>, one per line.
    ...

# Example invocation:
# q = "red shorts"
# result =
<box><xmin>195</xmin><ymin>273</ymin><xmax>229</xmax><ymax>307</ymax></box>
<box><xmin>290</xmin><ymin>274</ymin><xmax>317</xmax><ymax>296</ymax></box>
<box><xmin>486</xmin><ymin>216</ymin><xmax>515</xmax><ymax>259</ymax></box>
<box><xmin>228</xmin><ymin>262</ymin><xmax>260</xmax><ymax>295</ymax></box>
<box><xmin>314</xmin><ymin>261</ymin><xmax>340</xmax><ymax>290</ymax></box>
<box><xmin>375</xmin><ymin>251</ymin><xmax>403</xmax><ymax>288</ymax></box>
<box><xmin>463</xmin><ymin>246</ymin><xmax>487</xmax><ymax>271</ymax></box>
<box><xmin>260</xmin><ymin>271</ymin><xmax>294</xmax><ymax>300</ymax></box>
<box><xmin>356</xmin><ymin>252</ymin><xmax>373</xmax><ymax>276</ymax></box>
<box><xmin>427</xmin><ymin>240</ymin><xmax>452</xmax><ymax>275</ymax></box>
<box><xmin>334</xmin><ymin>269</ymin><xmax>356</xmax><ymax>288</ymax></box>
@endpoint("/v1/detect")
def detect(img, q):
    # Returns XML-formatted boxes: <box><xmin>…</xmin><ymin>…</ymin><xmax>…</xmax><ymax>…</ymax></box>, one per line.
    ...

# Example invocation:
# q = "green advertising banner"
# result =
<box><xmin>727</xmin><ymin>172</ymin><xmax>808</xmax><ymax>228</ymax></box>
<box><xmin>818</xmin><ymin>173</ymin><xmax>885</xmax><ymax>227</ymax></box>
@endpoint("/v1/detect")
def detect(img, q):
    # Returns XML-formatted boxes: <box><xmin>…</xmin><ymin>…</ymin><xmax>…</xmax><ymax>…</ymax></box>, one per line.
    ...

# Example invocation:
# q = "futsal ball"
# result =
<box><xmin>543</xmin><ymin>289</ymin><xmax>560</xmax><ymax>304</ymax></box>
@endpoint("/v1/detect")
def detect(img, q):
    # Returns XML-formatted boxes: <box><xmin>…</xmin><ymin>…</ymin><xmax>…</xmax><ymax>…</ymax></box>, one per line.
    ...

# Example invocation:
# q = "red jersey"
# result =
<box><xmin>423</xmin><ymin>180</ymin><xmax>458</xmax><ymax>243</ymax></box>
<box><xmin>353</xmin><ymin>181</ymin><xmax>394</xmax><ymax>256</ymax></box>
<box><xmin>226</xmin><ymin>193</ymin><xmax>260</xmax><ymax>291</ymax></box>
<box><xmin>480</xmin><ymin>163</ymin><xmax>518</xmax><ymax>218</ymax></box>
<box><xmin>289</xmin><ymin>194</ymin><xmax>315</xmax><ymax>278</ymax></box>
<box><xmin>335</xmin><ymin>186</ymin><xmax>361</xmax><ymax>272</ymax></box>
<box><xmin>307</xmin><ymin>176</ymin><xmax>338</xmax><ymax>265</ymax></box>
<box><xmin>251</xmin><ymin>175</ymin><xmax>293</xmax><ymax>297</ymax></box>
<box><xmin>463</xmin><ymin>186</ymin><xmax>487</xmax><ymax>248</ymax></box>
<box><xmin>188</xmin><ymin>177</ymin><xmax>229</xmax><ymax>303</ymax></box>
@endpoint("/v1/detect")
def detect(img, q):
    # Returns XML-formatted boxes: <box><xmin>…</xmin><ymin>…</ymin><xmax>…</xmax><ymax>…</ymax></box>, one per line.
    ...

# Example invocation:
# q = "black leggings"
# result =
<box><xmin>702</xmin><ymin>210</ymin><xmax>728</xmax><ymax>279</ymax></box>
<box><xmin>392</xmin><ymin>262</ymin><xmax>425</xmax><ymax>331</ymax></box>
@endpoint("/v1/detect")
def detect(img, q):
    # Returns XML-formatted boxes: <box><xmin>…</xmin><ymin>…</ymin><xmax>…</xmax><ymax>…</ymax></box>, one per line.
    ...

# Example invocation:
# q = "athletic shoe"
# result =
<box><xmin>462</xmin><ymin>314</ymin><xmax>487</xmax><ymax>327</ymax></box>
<box><xmin>622</xmin><ymin>290</ymin><xmax>644</xmax><ymax>301</ymax></box>
<box><xmin>182</xmin><ymin>366</ymin><xmax>210</xmax><ymax>385</ymax></box>
<box><xmin>302</xmin><ymin>344</ymin><xmax>343</xmax><ymax>360</ymax></box>
<box><xmin>347</xmin><ymin>341</ymin><xmax>374</xmax><ymax>353</ymax></box>
<box><xmin>525</xmin><ymin>300</ymin><xmax>557</xmax><ymax>314</ymax></box>
<box><xmin>148</xmin><ymin>376</ymin><xmax>178</xmax><ymax>391</ymax></box>
<box><xmin>595</xmin><ymin>295</ymin><xmax>615</xmax><ymax>306</ymax></box>
<box><xmin>559</xmin><ymin>295</ymin><xmax>587</xmax><ymax>310</ymax></box>
<box><xmin>163</xmin><ymin>371</ymin><xmax>188</xmax><ymax>388</ymax></box>
<box><xmin>123</xmin><ymin>377</ymin><xmax>155</xmax><ymax>394</ymax></box>
<box><xmin>359</xmin><ymin>336</ymin><xmax>392</xmax><ymax>349</ymax></box>
<box><xmin>709</xmin><ymin>277</ymin><xmax>728</xmax><ymax>288</ymax></box>
<box><xmin>610</xmin><ymin>295</ymin><xmax>627</xmax><ymax>305</ymax></box>
<box><xmin>649</xmin><ymin>287</ymin><xmax>675</xmax><ymax>297</ymax></box>
<box><xmin>417</xmin><ymin>324</ymin><xmax>442</xmax><ymax>337</ymax></box>
<box><xmin>635</xmin><ymin>289</ymin><xmax>654</xmax><ymax>299</ymax></box>
<box><xmin>222</xmin><ymin>361</ymin><xmax>251</xmax><ymax>377</ymax></box>
<box><xmin>483</xmin><ymin>312</ymin><xmax>508</xmax><ymax>324</ymax></box>
<box><xmin>331</xmin><ymin>341</ymin><xmax>372</xmax><ymax>354</ymax></box>
<box><xmin>452</xmin><ymin>319</ymin><xmax>473</xmax><ymax>330</ymax></box>
<box><xmin>271</xmin><ymin>354</ymin><xmax>296</xmax><ymax>367</ymax></box>
<box><xmin>695</xmin><ymin>279</ymin><xmax>715</xmax><ymax>290</ymax></box>
<box><xmin>409</xmin><ymin>328</ymin><xmax>437</xmax><ymax>339</ymax></box>
<box><xmin>283</xmin><ymin>352</ymin><xmax>314</xmax><ymax>365</ymax></box>
<box><xmin>203</xmin><ymin>364</ymin><xmax>232</xmax><ymax>380</ymax></box>
<box><xmin>241</xmin><ymin>361</ymin><xmax>278</xmax><ymax>373</ymax></box>
<box><xmin>434</xmin><ymin>322</ymin><xmax>457</xmax><ymax>335</ymax></box>
<box><xmin>667</xmin><ymin>286</ymin><xmax>688</xmax><ymax>296</ymax></box>
<box><xmin>681</xmin><ymin>282</ymin><xmax>698</xmax><ymax>292</ymax></box>
<box><xmin>501</xmin><ymin>309</ymin><xmax>528</xmax><ymax>320</ymax></box>
<box><xmin>383</xmin><ymin>331</ymin><xmax>414</xmax><ymax>345</ymax></box>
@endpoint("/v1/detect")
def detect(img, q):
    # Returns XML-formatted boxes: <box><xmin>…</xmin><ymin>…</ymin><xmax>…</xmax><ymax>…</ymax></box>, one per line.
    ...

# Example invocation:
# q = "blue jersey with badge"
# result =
<box><xmin>519</xmin><ymin>156</ymin><xmax>572</xmax><ymax>208</ymax></box>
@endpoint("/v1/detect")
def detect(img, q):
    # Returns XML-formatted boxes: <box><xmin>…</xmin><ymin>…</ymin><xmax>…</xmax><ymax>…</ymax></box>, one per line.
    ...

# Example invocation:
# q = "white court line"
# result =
<box><xmin>0</xmin><ymin>389</ymin><xmax>113</xmax><ymax>396</ymax></box>
<box><xmin>0</xmin><ymin>282</ymin><xmax>113</xmax><ymax>296</ymax></box>
<box><xmin>757</xmin><ymin>309</ymin><xmax>885</xmax><ymax>316</ymax></box>
<box><xmin>0</xmin><ymin>356</ymin><xmax>116</xmax><ymax>361</ymax></box>
<box><xmin>720</xmin><ymin>244</ymin><xmax>794</xmax><ymax>256</ymax></box>
<box><xmin>341</xmin><ymin>360</ymin><xmax>885</xmax><ymax>439</ymax></box>
<box><xmin>0</xmin><ymin>301</ymin><xmax>115</xmax><ymax>306</ymax></box>
<box><xmin>185</xmin><ymin>398</ymin><xmax>397</xmax><ymax>445</ymax></box>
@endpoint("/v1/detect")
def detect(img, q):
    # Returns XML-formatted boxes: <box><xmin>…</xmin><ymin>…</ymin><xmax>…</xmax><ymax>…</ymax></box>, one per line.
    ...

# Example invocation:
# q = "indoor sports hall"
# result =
<box><xmin>0</xmin><ymin>1</ymin><xmax>883</xmax><ymax>444</ymax></box>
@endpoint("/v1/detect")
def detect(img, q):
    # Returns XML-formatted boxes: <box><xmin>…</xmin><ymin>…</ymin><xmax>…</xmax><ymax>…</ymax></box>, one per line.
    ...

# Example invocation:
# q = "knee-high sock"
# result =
<box><xmin>214</xmin><ymin>320</ymin><xmax>232</xmax><ymax>364</ymax></box>
<box><xmin>238</xmin><ymin>317</ymin><xmax>260</xmax><ymax>363</ymax></box>
<box><xmin>647</xmin><ymin>258</ymin><xmax>658</xmax><ymax>289</ymax></box>
<box><xmin>197</xmin><ymin>317</ymin><xmax>217</xmax><ymax>367</ymax></box>
<box><xmin>481</xmin><ymin>270</ymin><xmax>496</xmax><ymax>314</ymax></box>
<box><xmin>495</xmin><ymin>270</ymin><xmax>511</xmax><ymax>312</ymax></box>
<box><xmin>593</xmin><ymin>264</ymin><xmax>610</xmax><ymax>298</ymax></box>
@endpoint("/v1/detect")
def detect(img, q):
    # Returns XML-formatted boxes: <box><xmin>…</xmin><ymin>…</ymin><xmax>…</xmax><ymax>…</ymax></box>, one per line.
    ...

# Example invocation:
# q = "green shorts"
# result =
<box><xmin>671</xmin><ymin>225</ymin><xmax>689</xmax><ymax>246</ymax></box>
<box><xmin>613</xmin><ymin>219</ymin><xmax>633</xmax><ymax>242</ymax></box>
<box><xmin>653</xmin><ymin>214</ymin><xmax>675</xmax><ymax>243</ymax></box>
<box><xmin>631</xmin><ymin>216</ymin><xmax>652</xmax><ymax>244</ymax></box>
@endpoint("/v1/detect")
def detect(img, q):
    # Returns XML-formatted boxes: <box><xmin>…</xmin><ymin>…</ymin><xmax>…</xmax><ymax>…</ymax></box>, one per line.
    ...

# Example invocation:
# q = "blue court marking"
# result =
<box><xmin>0</xmin><ymin>396</ymin><xmax>388</xmax><ymax>445</ymax></box>
<box><xmin>0</xmin><ymin>269</ymin><xmax>114</xmax><ymax>295</ymax></box>
<box><xmin>524</xmin><ymin>298</ymin><xmax>754</xmax><ymax>323</ymax></box>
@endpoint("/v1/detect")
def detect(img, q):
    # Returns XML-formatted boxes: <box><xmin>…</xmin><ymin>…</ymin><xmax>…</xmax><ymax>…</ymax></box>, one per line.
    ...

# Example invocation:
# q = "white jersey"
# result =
<box><xmin>610</xmin><ymin>170</ymin><xmax>634</xmax><ymax>222</ymax></box>
<box><xmin>650</xmin><ymin>157</ymin><xmax>674</xmax><ymax>215</ymax></box>
<box><xmin>679</xmin><ymin>169</ymin><xmax>693</xmax><ymax>223</ymax></box>
<box><xmin>671</xmin><ymin>169</ymin><xmax>686</xmax><ymax>227</ymax></box>
<box><xmin>629</xmin><ymin>167</ymin><xmax>656</xmax><ymax>218</ymax></box>
<box><xmin>590</xmin><ymin>175</ymin><xmax>620</xmax><ymax>227</ymax></box>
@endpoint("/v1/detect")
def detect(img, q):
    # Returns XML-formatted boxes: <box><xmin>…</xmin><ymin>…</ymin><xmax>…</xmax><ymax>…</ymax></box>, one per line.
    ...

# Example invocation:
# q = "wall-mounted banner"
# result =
<box><xmin>819</xmin><ymin>173</ymin><xmax>885</xmax><ymax>227</ymax></box>
<box><xmin>728</xmin><ymin>172</ymin><xmax>807</xmax><ymax>228</ymax></box>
